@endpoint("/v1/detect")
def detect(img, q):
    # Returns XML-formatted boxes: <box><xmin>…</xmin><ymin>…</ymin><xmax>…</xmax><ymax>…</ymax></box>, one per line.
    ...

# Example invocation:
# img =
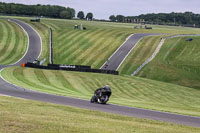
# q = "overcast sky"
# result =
<box><xmin>1</xmin><ymin>0</ymin><xmax>200</xmax><ymax>19</ymax></box>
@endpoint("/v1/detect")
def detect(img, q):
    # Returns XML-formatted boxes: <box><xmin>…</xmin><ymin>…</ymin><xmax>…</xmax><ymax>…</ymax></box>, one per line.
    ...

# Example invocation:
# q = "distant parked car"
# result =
<box><xmin>186</xmin><ymin>38</ymin><xmax>193</xmax><ymax>42</ymax></box>
<box><xmin>30</xmin><ymin>18</ymin><xmax>40</xmax><ymax>22</ymax></box>
<box><xmin>145</xmin><ymin>26</ymin><xmax>152</xmax><ymax>29</ymax></box>
<box><xmin>74</xmin><ymin>25</ymin><xmax>79</xmax><ymax>29</ymax></box>
<box><xmin>83</xmin><ymin>27</ymin><xmax>86</xmax><ymax>30</ymax></box>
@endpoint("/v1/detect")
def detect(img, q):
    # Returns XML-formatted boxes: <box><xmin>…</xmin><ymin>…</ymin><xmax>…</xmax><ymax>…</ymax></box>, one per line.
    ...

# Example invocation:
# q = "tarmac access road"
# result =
<box><xmin>0</xmin><ymin>19</ymin><xmax>200</xmax><ymax>128</ymax></box>
<box><xmin>100</xmin><ymin>33</ymin><xmax>164</xmax><ymax>70</ymax></box>
<box><xmin>7</xmin><ymin>19</ymin><xmax>42</xmax><ymax>66</ymax></box>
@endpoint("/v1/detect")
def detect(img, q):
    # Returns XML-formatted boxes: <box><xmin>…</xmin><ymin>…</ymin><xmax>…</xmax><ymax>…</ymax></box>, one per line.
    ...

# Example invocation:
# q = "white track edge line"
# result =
<box><xmin>109</xmin><ymin>103</ymin><xmax>200</xmax><ymax>119</ymax></box>
<box><xmin>116</xmin><ymin>37</ymin><xmax>143</xmax><ymax>71</ymax></box>
<box><xmin>131</xmin><ymin>34</ymin><xmax>200</xmax><ymax>76</ymax></box>
<box><xmin>1</xmin><ymin>25</ymin><xmax>200</xmax><ymax>120</ymax></box>
<box><xmin>100</xmin><ymin>34</ymin><xmax>134</xmax><ymax>69</ymax></box>
<box><xmin>0</xmin><ymin>65</ymin><xmax>200</xmax><ymax>119</ymax></box>
<box><xmin>0</xmin><ymin>68</ymin><xmax>89</xmax><ymax>102</ymax></box>
<box><xmin>116</xmin><ymin>34</ymin><xmax>164</xmax><ymax>71</ymax></box>
<box><xmin>17</xmin><ymin>19</ymin><xmax>43</xmax><ymax>60</ymax></box>
<box><xmin>0</xmin><ymin>68</ymin><xmax>21</xmax><ymax>88</ymax></box>
<box><xmin>8</xmin><ymin>19</ymin><xmax>30</xmax><ymax>65</ymax></box>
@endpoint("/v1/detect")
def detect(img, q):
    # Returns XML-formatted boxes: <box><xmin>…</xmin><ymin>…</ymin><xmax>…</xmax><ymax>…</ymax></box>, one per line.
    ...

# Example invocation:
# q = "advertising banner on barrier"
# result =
<box><xmin>25</xmin><ymin>63</ymin><xmax>118</xmax><ymax>75</ymax></box>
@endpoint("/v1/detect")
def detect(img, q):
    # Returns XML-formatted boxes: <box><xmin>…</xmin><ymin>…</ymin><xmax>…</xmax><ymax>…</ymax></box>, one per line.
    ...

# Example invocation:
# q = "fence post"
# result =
<box><xmin>49</xmin><ymin>28</ymin><xmax>53</xmax><ymax>64</ymax></box>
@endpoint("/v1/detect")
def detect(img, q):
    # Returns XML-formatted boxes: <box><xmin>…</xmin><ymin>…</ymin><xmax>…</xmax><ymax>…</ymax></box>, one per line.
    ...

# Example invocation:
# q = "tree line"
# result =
<box><xmin>0</xmin><ymin>2</ymin><xmax>88</xmax><ymax>20</ymax></box>
<box><xmin>109</xmin><ymin>12</ymin><xmax>200</xmax><ymax>26</ymax></box>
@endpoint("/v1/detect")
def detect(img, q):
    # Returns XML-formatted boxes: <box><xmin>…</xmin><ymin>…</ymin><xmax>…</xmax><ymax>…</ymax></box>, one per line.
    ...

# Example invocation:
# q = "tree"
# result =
<box><xmin>0</xmin><ymin>2</ymin><xmax>5</xmax><ymax>13</ymax></box>
<box><xmin>116</xmin><ymin>15</ymin><xmax>124</xmax><ymax>22</ymax></box>
<box><xmin>109</xmin><ymin>15</ymin><xmax>116</xmax><ymax>22</ymax></box>
<box><xmin>77</xmin><ymin>11</ymin><xmax>84</xmax><ymax>19</ymax></box>
<box><xmin>60</xmin><ymin>10</ymin><xmax>71</xmax><ymax>19</ymax></box>
<box><xmin>66</xmin><ymin>7</ymin><xmax>75</xmax><ymax>18</ymax></box>
<box><xmin>86</xmin><ymin>12</ymin><xmax>93</xmax><ymax>21</ymax></box>
<box><xmin>0</xmin><ymin>2</ymin><xmax>76</xmax><ymax>19</ymax></box>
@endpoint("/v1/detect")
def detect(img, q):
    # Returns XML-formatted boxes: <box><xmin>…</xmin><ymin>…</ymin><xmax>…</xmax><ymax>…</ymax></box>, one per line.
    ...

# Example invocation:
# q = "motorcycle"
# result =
<box><xmin>90</xmin><ymin>87</ymin><xmax>112</xmax><ymax>104</ymax></box>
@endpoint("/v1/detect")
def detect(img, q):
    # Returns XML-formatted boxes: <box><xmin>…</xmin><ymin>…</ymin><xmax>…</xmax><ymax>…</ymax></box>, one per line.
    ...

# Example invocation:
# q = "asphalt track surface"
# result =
<box><xmin>100</xmin><ymin>33</ymin><xmax>164</xmax><ymax>70</ymax></box>
<box><xmin>0</xmin><ymin>19</ymin><xmax>200</xmax><ymax>128</ymax></box>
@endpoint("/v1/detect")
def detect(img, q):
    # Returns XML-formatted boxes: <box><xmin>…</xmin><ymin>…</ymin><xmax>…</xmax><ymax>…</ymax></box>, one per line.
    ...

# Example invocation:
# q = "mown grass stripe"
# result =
<box><xmin>0</xmin><ymin>21</ymin><xmax>16</xmax><ymax>61</ymax></box>
<box><xmin>13</xmin><ymin>67</ymin><xmax>45</xmax><ymax>90</ymax></box>
<box><xmin>0</xmin><ymin>19</ymin><xmax>27</xmax><ymax>65</ymax></box>
<box><xmin>109</xmin><ymin>80</ymin><xmax>133</xmax><ymax>99</ymax></box>
<box><xmin>32</xmin><ymin>69</ymin><xmax>76</xmax><ymax>94</ymax></box>
<box><xmin>57</xmin><ymin>30</ymin><xmax>84</xmax><ymax>47</ymax></box>
<box><xmin>0</xmin><ymin>20</ymin><xmax>12</xmax><ymax>61</ymax></box>
<box><xmin>66</xmin><ymin>29</ymin><xmax>114</xmax><ymax>65</ymax></box>
<box><xmin>119</xmin><ymin>36</ymin><xmax>163</xmax><ymax>75</ymax></box>
<box><xmin>59</xmin><ymin>29</ymin><xmax>105</xmax><ymax>64</ymax></box>
<box><xmin>0</xmin><ymin>21</ymin><xmax>7</xmax><ymax>52</ymax></box>
<box><xmin>74</xmin><ymin>29</ymin><xmax>114</xmax><ymax>63</ymax></box>
<box><xmin>55</xmin><ymin>30</ymin><xmax>93</xmax><ymax>58</ymax></box>
<box><xmin>42</xmin><ymin>21</ymin><xmax>61</xmax><ymax>30</ymax></box>
<box><xmin>57</xmin><ymin>30</ymin><xmax>76</xmax><ymax>42</ymax></box>
<box><xmin>78</xmin><ymin>30</ymin><xmax>127</xmax><ymax>67</ymax></box>
<box><xmin>2</xmin><ymin>67</ymin><xmax>200</xmax><ymax>116</ymax></box>
<box><xmin>93</xmin><ymin>31</ymin><xmax>128</xmax><ymax>60</ymax></box>
<box><xmin>136</xmin><ymin>37</ymin><xmax>200</xmax><ymax>89</ymax></box>
<box><xmin>1</xmin><ymin>22</ymin><xmax>20</xmax><ymax>64</ymax></box>
<box><xmin>51</xmin><ymin>70</ymin><xmax>82</xmax><ymax>94</ymax></box>
<box><xmin>23</xmin><ymin>68</ymin><xmax>67</xmax><ymax>94</ymax></box>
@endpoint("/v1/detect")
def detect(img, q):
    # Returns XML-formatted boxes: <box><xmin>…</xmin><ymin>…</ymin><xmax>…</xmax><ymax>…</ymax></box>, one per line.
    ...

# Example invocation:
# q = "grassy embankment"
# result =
<box><xmin>36</xmin><ymin>18</ymin><xmax>133</xmax><ymax>68</ymax></box>
<box><xmin>0</xmin><ymin>19</ymin><xmax>27</xmax><ymax>65</ymax></box>
<box><xmin>1</xmin><ymin>17</ymin><xmax>200</xmax><ymax>116</ymax></box>
<box><xmin>119</xmin><ymin>35</ymin><xmax>164</xmax><ymax>75</ymax></box>
<box><xmin>1</xmin><ymin>95</ymin><xmax>200</xmax><ymax>133</ymax></box>
<box><xmin>2</xmin><ymin>67</ymin><xmax>200</xmax><ymax>117</ymax></box>
<box><xmin>1</xmin><ymin>17</ymin><xmax>200</xmax><ymax>131</ymax></box>
<box><xmin>13</xmin><ymin>17</ymin><xmax>200</xmax><ymax>68</ymax></box>
<box><xmin>134</xmin><ymin>36</ymin><xmax>200</xmax><ymax>90</ymax></box>
<box><xmin>36</xmin><ymin>19</ymin><xmax>200</xmax><ymax>68</ymax></box>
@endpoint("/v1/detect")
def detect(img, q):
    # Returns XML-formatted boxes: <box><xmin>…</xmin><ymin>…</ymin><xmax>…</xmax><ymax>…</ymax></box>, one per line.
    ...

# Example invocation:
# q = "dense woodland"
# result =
<box><xmin>110</xmin><ymin>12</ymin><xmax>200</xmax><ymax>27</ymax></box>
<box><xmin>0</xmin><ymin>2</ymin><xmax>75</xmax><ymax>19</ymax></box>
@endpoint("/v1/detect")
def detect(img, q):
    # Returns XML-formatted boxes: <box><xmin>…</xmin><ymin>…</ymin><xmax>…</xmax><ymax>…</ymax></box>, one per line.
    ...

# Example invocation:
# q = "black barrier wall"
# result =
<box><xmin>25</xmin><ymin>63</ymin><xmax>119</xmax><ymax>75</ymax></box>
<box><xmin>48</xmin><ymin>64</ymin><xmax>91</xmax><ymax>69</ymax></box>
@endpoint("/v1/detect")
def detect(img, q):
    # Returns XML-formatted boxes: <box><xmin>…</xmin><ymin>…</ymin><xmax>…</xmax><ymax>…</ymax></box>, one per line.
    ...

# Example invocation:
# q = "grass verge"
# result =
<box><xmin>136</xmin><ymin>36</ymin><xmax>200</xmax><ymax>89</ymax></box>
<box><xmin>119</xmin><ymin>35</ymin><xmax>166</xmax><ymax>75</ymax></box>
<box><xmin>0</xmin><ymin>19</ymin><xmax>27</xmax><ymax>65</ymax></box>
<box><xmin>1</xmin><ymin>67</ymin><xmax>200</xmax><ymax>117</ymax></box>
<box><xmin>7</xmin><ymin>16</ymin><xmax>200</xmax><ymax>68</ymax></box>
<box><xmin>0</xmin><ymin>95</ymin><xmax>199</xmax><ymax>133</ymax></box>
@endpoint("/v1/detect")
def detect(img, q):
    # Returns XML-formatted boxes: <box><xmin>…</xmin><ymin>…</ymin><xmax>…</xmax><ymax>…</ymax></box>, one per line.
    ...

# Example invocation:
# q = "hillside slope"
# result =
<box><xmin>1</xmin><ymin>67</ymin><xmax>200</xmax><ymax>117</ymax></box>
<box><xmin>137</xmin><ymin>36</ymin><xmax>200</xmax><ymax>89</ymax></box>
<box><xmin>0</xmin><ymin>19</ymin><xmax>27</xmax><ymax>65</ymax></box>
<box><xmin>16</xmin><ymin>17</ymin><xmax>200</xmax><ymax>69</ymax></box>
<box><xmin>1</xmin><ymin>95</ymin><xmax>199</xmax><ymax>133</ymax></box>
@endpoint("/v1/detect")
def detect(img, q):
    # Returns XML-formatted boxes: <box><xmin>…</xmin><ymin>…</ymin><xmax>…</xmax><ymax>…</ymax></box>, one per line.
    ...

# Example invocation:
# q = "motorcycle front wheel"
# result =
<box><xmin>98</xmin><ymin>95</ymin><xmax>108</xmax><ymax>104</ymax></box>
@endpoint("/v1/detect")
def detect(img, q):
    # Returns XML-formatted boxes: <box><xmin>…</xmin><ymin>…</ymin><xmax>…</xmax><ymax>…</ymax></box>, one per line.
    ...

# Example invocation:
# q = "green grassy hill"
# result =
<box><xmin>15</xmin><ymin>17</ymin><xmax>200</xmax><ymax>68</ymax></box>
<box><xmin>0</xmin><ymin>19</ymin><xmax>27</xmax><ymax>65</ymax></box>
<box><xmin>1</xmin><ymin>17</ymin><xmax>200</xmax><ymax>131</ymax></box>
<box><xmin>136</xmin><ymin>36</ymin><xmax>200</xmax><ymax>89</ymax></box>
<box><xmin>2</xmin><ymin>67</ymin><xmax>200</xmax><ymax>117</ymax></box>
<box><xmin>1</xmin><ymin>95</ymin><xmax>199</xmax><ymax>133</ymax></box>
<box><xmin>119</xmin><ymin>35</ymin><xmax>166</xmax><ymax>75</ymax></box>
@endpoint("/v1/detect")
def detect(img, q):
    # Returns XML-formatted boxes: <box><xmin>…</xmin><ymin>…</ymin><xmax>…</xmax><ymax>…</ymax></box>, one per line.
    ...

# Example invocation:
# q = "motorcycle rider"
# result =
<box><xmin>90</xmin><ymin>84</ymin><xmax>112</xmax><ymax>104</ymax></box>
<box><xmin>103</xmin><ymin>85</ymin><xmax>111</xmax><ymax>93</ymax></box>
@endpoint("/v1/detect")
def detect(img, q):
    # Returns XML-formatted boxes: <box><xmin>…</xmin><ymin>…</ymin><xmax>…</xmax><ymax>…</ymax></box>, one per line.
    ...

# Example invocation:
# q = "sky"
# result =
<box><xmin>1</xmin><ymin>0</ymin><xmax>200</xmax><ymax>19</ymax></box>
